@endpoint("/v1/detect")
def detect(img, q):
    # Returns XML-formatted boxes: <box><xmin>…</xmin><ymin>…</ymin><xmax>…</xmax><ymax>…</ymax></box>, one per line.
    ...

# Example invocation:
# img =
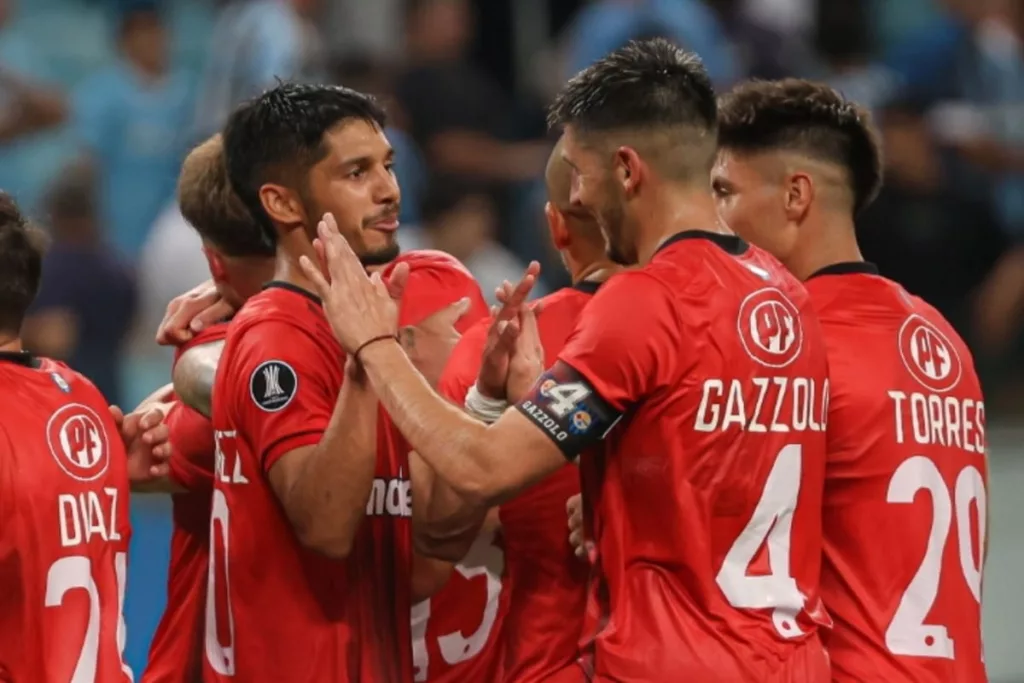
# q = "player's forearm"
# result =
<box><xmin>172</xmin><ymin>342</ymin><xmax>223</xmax><ymax>418</ymax></box>
<box><xmin>414</xmin><ymin>461</ymin><xmax>491</xmax><ymax>562</ymax></box>
<box><xmin>287</xmin><ymin>377</ymin><xmax>379</xmax><ymax>558</ymax></box>
<box><xmin>360</xmin><ymin>341</ymin><xmax>507</xmax><ymax>506</ymax></box>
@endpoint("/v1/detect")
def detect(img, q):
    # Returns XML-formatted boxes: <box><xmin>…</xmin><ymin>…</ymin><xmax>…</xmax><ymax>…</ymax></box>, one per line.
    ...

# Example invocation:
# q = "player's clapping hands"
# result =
<box><xmin>476</xmin><ymin>262</ymin><xmax>541</xmax><ymax>400</ymax></box>
<box><xmin>300</xmin><ymin>213</ymin><xmax>410</xmax><ymax>355</ymax></box>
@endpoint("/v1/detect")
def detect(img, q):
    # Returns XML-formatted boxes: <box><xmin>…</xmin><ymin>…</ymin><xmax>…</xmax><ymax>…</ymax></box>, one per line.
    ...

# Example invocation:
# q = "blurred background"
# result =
<box><xmin>2</xmin><ymin>0</ymin><xmax>1022</xmax><ymax>677</ymax></box>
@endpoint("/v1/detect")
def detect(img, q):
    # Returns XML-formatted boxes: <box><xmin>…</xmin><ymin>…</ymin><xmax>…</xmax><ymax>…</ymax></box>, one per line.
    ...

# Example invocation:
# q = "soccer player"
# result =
<box><xmin>713</xmin><ymin>79</ymin><xmax>988</xmax><ymax>682</ymax></box>
<box><xmin>142</xmin><ymin>134</ymin><xmax>273</xmax><ymax>683</ymax></box>
<box><xmin>302</xmin><ymin>40</ymin><xmax>833</xmax><ymax>681</ymax></box>
<box><xmin>415</xmin><ymin>138</ymin><xmax>616</xmax><ymax>683</ymax></box>
<box><xmin>0</xmin><ymin>192</ymin><xmax>135</xmax><ymax>681</ymax></box>
<box><xmin>204</xmin><ymin>83</ymin><xmax>486</xmax><ymax>681</ymax></box>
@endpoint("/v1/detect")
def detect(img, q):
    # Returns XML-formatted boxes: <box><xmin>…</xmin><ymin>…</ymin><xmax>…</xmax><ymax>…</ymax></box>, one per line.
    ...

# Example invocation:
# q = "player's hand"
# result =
<box><xmin>400</xmin><ymin>297</ymin><xmax>472</xmax><ymax>389</ymax></box>
<box><xmin>111</xmin><ymin>404</ymin><xmax>173</xmax><ymax>483</ymax></box>
<box><xmin>300</xmin><ymin>213</ymin><xmax>407</xmax><ymax>354</ymax></box>
<box><xmin>155</xmin><ymin>280</ymin><xmax>236</xmax><ymax>346</ymax></box>
<box><xmin>476</xmin><ymin>262</ymin><xmax>541</xmax><ymax>399</ymax></box>
<box><xmin>506</xmin><ymin>304</ymin><xmax>545</xmax><ymax>403</ymax></box>
<box><xmin>566</xmin><ymin>493</ymin><xmax>591</xmax><ymax>561</ymax></box>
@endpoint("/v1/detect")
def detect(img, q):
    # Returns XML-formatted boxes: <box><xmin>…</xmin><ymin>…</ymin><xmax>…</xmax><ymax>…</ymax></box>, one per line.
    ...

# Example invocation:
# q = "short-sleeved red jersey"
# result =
<box><xmin>206</xmin><ymin>250</ymin><xmax>485</xmax><ymax>682</ymax></box>
<box><xmin>517</xmin><ymin>231</ymin><xmax>832</xmax><ymax>681</ymax></box>
<box><xmin>0</xmin><ymin>352</ymin><xmax>132</xmax><ymax>683</ymax></box>
<box><xmin>143</xmin><ymin>323</ymin><xmax>229</xmax><ymax>683</ymax></box>
<box><xmin>414</xmin><ymin>283</ymin><xmax>595</xmax><ymax>683</ymax></box>
<box><xmin>806</xmin><ymin>264</ymin><xmax>987</xmax><ymax>683</ymax></box>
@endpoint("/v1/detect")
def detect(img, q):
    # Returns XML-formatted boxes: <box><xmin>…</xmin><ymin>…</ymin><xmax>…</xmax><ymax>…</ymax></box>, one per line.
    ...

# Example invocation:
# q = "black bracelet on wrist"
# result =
<box><xmin>353</xmin><ymin>334</ymin><xmax>398</xmax><ymax>364</ymax></box>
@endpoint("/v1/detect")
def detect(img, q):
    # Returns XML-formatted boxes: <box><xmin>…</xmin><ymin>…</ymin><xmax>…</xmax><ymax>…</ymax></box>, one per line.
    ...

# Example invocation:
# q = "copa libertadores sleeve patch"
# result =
<box><xmin>515</xmin><ymin>360</ymin><xmax>621</xmax><ymax>459</ymax></box>
<box><xmin>249</xmin><ymin>360</ymin><xmax>298</xmax><ymax>412</ymax></box>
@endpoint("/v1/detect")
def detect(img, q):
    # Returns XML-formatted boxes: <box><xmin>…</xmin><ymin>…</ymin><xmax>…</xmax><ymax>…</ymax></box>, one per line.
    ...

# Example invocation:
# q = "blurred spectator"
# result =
<box><xmin>415</xmin><ymin>179</ymin><xmax>545</xmax><ymax>304</ymax></box>
<box><xmin>858</xmin><ymin>100</ymin><xmax>1007</xmax><ymax>339</ymax></box>
<box><xmin>72</xmin><ymin>2</ymin><xmax>192</xmax><ymax>257</ymax></box>
<box><xmin>395</xmin><ymin>0</ymin><xmax>549</xmax><ymax>184</ymax></box>
<box><xmin>194</xmin><ymin>0</ymin><xmax>325</xmax><ymax>139</ymax></box>
<box><xmin>0</xmin><ymin>0</ymin><xmax>68</xmax><ymax>207</ymax></box>
<box><xmin>560</xmin><ymin>0</ymin><xmax>740</xmax><ymax>85</ymax></box>
<box><xmin>22</xmin><ymin>161</ymin><xmax>136</xmax><ymax>405</ymax></box>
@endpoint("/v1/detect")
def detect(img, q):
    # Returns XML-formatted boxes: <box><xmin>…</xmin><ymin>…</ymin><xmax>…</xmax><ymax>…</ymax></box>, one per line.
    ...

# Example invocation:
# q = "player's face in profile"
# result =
<box><xmin>711</xmin><ymin>150</ymin><xmax>791</xmax><ymax>259</ymax></box>
<box><xmin>305</xmin><ymin>119</ymin><xmax>401</xmax><ymax>266</ymax></box>
<box><xmin>562</xmin><ymin>128</ymin><xmax>635</xmax><ymax>265</ymax></box>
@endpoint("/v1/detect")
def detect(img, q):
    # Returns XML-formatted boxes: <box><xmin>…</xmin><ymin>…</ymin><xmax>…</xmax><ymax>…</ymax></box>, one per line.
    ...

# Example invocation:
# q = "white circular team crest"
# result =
<box><xmin>249</xmin><ymin>360</ymin><xmax>298</xmax><ymax>412</ymax></box>
<box><xmin>46</xmin><ymin>403</ymin><xmax>110</xmax><ymax>482</ymax></box>
<box><xmin>898</xmin><ymin>314</ymin><xmax>962</xmax><ymax>393</ymax></box>
<box><xmin>737</xmin><ymin>288</ymin><xmax>803</xmax><ymax>368</ymax></box>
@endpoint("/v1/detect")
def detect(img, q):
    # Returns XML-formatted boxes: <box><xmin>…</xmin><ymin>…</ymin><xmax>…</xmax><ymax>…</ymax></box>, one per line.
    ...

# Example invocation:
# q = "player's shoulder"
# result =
<box><xmin>228</xmin><ymin>284</ymin><xmax>326</xmax><ymax>342</ymax></box>
<box><xmin>391</xmin><ymin>249</ymin><xmax>474</xmax><ymax>278</ymax></box>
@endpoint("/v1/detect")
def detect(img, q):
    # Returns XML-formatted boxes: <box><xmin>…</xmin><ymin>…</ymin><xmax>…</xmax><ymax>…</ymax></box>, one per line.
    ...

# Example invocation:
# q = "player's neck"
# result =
<box><xmin>0</xmin><ymin>336</ymin><xmax>23</xmax><ymax>353</ymax></box>
<box><xmin>272</xmin><ymin>240</ymin><xmax>322</xmax><ymax>298</ymax></box>
<box><xmin>790</xmin><ymin>215</ymin><xmax>864</xmax><ymax>281</ymax></box>
<box><xmin>571</xmin><ymin>260</ymin><xmax>619</xmax><ymax>285</ymax></box>
<box><xmin>638</xmin><ymin>187</ymin><xmax>726</xmax><ymax>266</ymax></box>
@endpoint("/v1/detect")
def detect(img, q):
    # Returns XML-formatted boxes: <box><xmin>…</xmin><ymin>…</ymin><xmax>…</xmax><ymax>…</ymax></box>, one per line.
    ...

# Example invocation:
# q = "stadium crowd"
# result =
<box><xmin>0</xmin><ymin>0</ymin><xmax>1019</xmax><ymax>680</ymax></box>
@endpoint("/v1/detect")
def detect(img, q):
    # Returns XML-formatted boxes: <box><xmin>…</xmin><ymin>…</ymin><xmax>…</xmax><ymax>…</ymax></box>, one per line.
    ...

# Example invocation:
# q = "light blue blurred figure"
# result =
<box><xmin>564</xmin><ymin>0</ymin><xmax>740</xmax><ymax>86</ymax></box>
<box><xmin>193</xmin><ymin>0</ymin><xmax>325</xmax><ymax>140</ymax></box>
<box><xmin>72</xmin><ymin>1</ymin><xmax>193</xmax><ymax>258</ymax></box>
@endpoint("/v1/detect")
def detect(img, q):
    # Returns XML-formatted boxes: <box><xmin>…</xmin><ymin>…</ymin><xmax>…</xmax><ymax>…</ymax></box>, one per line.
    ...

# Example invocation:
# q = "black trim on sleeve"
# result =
<box><xmin>515</xmin><ymin>361</ymin><xmax>622</xmax><ymax>460</ymax></box>
<box><xmin>654</xmin><ymin>230</ymin><xmax>749</xmax><ymax>257</ymax></box>
<box><xmin>0</xmin><ymin>350</ymin><xmax>40</xmax><ymax>368</ymax></box>
<box><xmin>806</xmin><ymin>261</ymin><xmax>880</xmax><ymax>279</ymax></box>
<box><xmin>263</xmin><ymin>280</ymin><xmax>322</xmax><ymax>305</ymax></box>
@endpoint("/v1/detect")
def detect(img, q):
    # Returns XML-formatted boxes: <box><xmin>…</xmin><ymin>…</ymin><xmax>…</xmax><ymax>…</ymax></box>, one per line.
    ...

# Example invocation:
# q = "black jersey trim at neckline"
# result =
<box><xmin>654</xmin><ymin>230</ymin><xmax>749</xmax><ymax>257</ymax></box>
<box><xmin>573</xmin><ymin>279</ymin><xmax>603</xmax><ymax>295</ymax></box>
<box><xmin>806</xmin><ymin>262</ymin><xmax>880</xmax><ymax>280</ymax></box>
<box><xmin>0</xmin><ymin>350</ymin><xmax>41</xmax><ymax>368</ymax></box>
<box><xmin>262</xmin><ymin>280</ymin><xmax>322</xmax><ymax>305</ymax></box>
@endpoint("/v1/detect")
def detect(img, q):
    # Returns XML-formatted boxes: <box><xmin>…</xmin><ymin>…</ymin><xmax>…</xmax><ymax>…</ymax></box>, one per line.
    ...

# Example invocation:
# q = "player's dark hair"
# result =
<box><xmin>0</xmin><ymin>192</ymin><xmax>47</xmax><ymax>335</ymax></box>
<box><xmin>547</xmin><ymin>38</ymin><xmax>718</xmax><ymax>180</ymax></box>
<box><xmin>223</xmin><ymin>82</ymin><xmax>388</xmax><ymax>245</ymax></box>
<box><xmin>178</xmin><ymin>135</ymin><xmax>274</xmax><ymax>258</ymax></box>
<box><xmin>717</xmin><ymin>78</ymin><xmax>883</xmax><ymax>214</ymax></box>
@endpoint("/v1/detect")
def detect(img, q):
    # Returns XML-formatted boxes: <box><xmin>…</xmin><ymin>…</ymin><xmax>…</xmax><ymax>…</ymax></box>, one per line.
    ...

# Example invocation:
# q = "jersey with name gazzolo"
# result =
<box><xmin>517</xmin><ymin>231</ymin><xmax>832</xmax><ymax>681</ymax></box>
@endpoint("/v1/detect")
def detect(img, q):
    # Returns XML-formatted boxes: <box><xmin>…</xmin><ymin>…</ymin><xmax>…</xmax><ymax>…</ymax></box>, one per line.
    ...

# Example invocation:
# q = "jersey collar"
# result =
<box><xmin>262</xmin><ymin>280</ymin><xmax>321</xmax><ymax>305</ymax></box>
<box><xmin>0</xmin><ymin>350</ymin><xmax>41</xmax><ymax>368</ymax></box>
<box><xmin>806</xmin><ymin>262</ymin><xmax>880</xmax><ymax>280</ymax></box>
<box><xmin>572</xmin><ymin>279</ymin><xmax>603</xmax><ymax>295</ymax></box>
<box><xmin>654</xmin><ymin>230</ymin><xmax>749</xmax><ymax>258</ymax></box>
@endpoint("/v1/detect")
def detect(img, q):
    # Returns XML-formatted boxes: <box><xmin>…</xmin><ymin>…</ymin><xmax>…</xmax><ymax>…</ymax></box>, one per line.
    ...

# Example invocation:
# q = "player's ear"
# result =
<box><xmin>201</xmin><ymin>244</ymin><xmax>228</xmax><ymax>284</ymax></box>
<box><xmin>545</xmin><ymin>201</ymin><xmax>570</xmax><ymax>250</ymax></box>
<box><xmin>615</xmin><ymin>147</ymin><xmax>643</xmax><ymax>197</ymax></box>
<box><xmin>258</xmin><ymin>183</ymin><xmax>307</xmax><ymax>230</ymax></box>
<box><xmin>784</xmin><ymin>172</ymin><xmax>814</xmax><ymax>222</ymax></box>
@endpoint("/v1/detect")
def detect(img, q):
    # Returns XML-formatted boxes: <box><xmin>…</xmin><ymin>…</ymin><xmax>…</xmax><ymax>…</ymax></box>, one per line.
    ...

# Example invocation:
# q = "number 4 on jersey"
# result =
<box><xmin>716</xmin><ymin>444</ymin><xmax>806</xmax><ymax>639</ymax></box>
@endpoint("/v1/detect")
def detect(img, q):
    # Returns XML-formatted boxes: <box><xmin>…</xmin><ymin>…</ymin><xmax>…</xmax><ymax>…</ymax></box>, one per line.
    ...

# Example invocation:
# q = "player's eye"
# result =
<box><xmin>384</xmin><ymin>161</ymin><xmax>395</xmax><ymax>174</ymax></box>
<box><xmin>348</xmin><ymin>167</ymin><xmax>366</xmax><ymax>179</ymax></box>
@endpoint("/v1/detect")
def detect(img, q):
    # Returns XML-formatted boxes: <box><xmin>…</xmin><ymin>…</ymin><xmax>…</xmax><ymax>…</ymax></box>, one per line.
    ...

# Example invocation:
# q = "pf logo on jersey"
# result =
<box><xmin>250</xmin><ymin>360</ymin><xmax>298</xmax><ymax>412</ymax></box>
<box><xmin>46</xmin><ymin>403</ymin><xmax>110</xmax><ymax>482</ymax></box>
<box><xmin>898</xmin><ymin>314</ymin><xmax>963</xmax><ymax>393</ymax></box>
<box><xmin>737</xmin><ymin>287</ymin><xmax>803</xmax><ymax>368</ymax></box>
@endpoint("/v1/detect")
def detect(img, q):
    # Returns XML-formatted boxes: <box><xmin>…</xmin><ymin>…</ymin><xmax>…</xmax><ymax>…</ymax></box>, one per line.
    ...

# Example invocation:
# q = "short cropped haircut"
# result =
<box><xmin>178</xmin><ymin>135</ymin><xmax>273</xmax><ymax>257</ymax></box>
<box><xmin>0</xmin><ymin>193</ymin><xmax>47</xmax><ymax>334</ymax></box>
<box><xmin>548</xmin><ymin>38</ymin><xmax>717</xmax><ymax>179</ymax></box>
<box><xmin>223</xmin><ymin>82</ymin><xmax>387</xmax><ymax>245</ymax></box>
<box><xmin>717</xmin><ymin>79</ymin><xmax>883</xmax><ymax>214</ymax></box>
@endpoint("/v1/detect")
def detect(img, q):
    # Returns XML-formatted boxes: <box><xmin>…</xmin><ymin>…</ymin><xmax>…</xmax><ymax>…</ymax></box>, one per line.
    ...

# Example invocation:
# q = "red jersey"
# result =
<box><xmin>414</xmin><ymin>284</ymin><xmax>596</xmax><ymax>683</ymax></box>
<box><xmin>806</xmin><ymin>263</ymin><xmax>987</xmax><ymax>683</ymax></box>
<box><xmin>517</xmin><ymin>231</ymin><xmax>832</xmax><ymax>682</ymax></box>
<box><xmin>206</xmin><ymin>251</ymin><xmax>485</xmax><ymax>682</ymax></box>
<box><xmin>0</xmin><ymin>352</ymin><xmax>132</xmax><ymax>683</ymax></box>
<box><xmin>143</xmin><ymin>323</ymin><xmax>229</xmax><ymax>683</ymax></box>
